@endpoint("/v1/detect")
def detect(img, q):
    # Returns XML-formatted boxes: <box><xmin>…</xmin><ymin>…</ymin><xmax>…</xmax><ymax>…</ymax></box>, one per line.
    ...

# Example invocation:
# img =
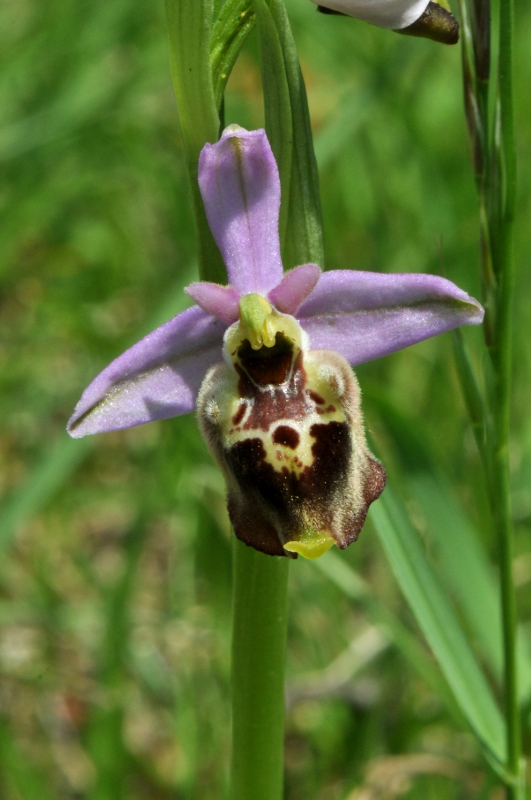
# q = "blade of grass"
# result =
<box><xmin>365</xmin><ymin>386</ymin><xmax>531</xmax><ymax>701</ymax></box>
<box><xmin>314</xmin><ymin>551</ymin><xmax>457</xmax><ymax>712</ymax></box>
<box><xmin>253</xmin><ymin>0</ymin><xmax>323</xmax><ymax>267</ymax></box>
<box><xmin>410</xmin><ymin>473</ymin><xmax>531</xmax><ymax>702</ymax></box>
<box><xmin>372</xmin><ymin>488</ymin><xmax>506</xmax><ymax>768</ymax></box>
<box><xmin>0</xmin><ymin>718</ymin><xmax>55</xmax><ymax>800</ymax></box>
<box><xmin>0</xmin><ymin>277</ymin><xmax>195</xmax><ymax>561</ymax></box>
<box><xmin>265</xmin><ymin>0</ymin><xmax>324</xmax><ymax>268</ymax></box>
<box><xmin>165</xmin><ymin>0</ymin><xmax>225</xmax><ymax>282</ymax></box>
<box><xmin>253</xmin><ymin>0</ymin><xmax>294</xmax><ymax>251</ymax></box>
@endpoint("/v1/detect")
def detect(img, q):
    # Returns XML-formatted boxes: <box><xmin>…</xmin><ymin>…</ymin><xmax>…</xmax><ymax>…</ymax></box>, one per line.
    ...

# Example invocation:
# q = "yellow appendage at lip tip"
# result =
<box><xmin>238</xmin><ymin>293</ymin><xmax>276</xmax><ymax>350</ymax></box>
<box><xmin>284</xmin><ymin>530</ymin><xmax>336</xmax><ymax>560</ymax></box>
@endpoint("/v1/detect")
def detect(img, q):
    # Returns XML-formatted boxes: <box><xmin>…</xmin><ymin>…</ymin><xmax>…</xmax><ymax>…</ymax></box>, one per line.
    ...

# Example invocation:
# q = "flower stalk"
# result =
<box><xmin>459</xmin><ymin>0</ymin><xmax>523</xmax><ymax>792</ymax></box>
<box><xmin>230</xmin><ymin>541</ymin><xmax>289</xmax><ymax>800</ymax></box>
<box><xmin>491</xmin><ymin>0</ymin><xmax>522</xmax><ymax>791</ymax></box>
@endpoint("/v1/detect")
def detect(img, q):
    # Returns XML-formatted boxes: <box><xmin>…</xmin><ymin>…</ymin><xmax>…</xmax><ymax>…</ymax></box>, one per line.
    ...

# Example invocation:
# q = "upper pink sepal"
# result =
<box><xmin>268</xmin><ymin>264</ymin><xmax>321</xmax><ymax>315</ymax></box>
<box><xmin>185</xmin><ymin>282</ymin><xmax>241</xmax><ymax>324</ymax></box>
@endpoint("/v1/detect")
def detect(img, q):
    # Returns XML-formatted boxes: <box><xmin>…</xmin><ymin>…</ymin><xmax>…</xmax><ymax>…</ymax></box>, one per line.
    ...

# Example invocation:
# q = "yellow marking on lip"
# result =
<box><xmin>284</xmin><ymin>529</ymin><xmax>335</xmax><ymax>559</ymax></box>
<box><xmin>222</xmin><ymin>402</ymin><xmax>347</xmax><ymax>475</ymax></box>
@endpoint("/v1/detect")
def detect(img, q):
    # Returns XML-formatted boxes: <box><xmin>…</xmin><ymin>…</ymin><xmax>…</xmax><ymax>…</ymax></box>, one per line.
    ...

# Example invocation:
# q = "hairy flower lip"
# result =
<box><xmin>67</xmin><ymin>125</ymin><xmax>484</xmax><ymax>440</ymax></box>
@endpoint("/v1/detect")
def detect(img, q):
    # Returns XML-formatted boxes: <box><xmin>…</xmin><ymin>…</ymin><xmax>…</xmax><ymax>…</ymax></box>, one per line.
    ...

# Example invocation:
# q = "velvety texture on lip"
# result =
<box><xmin>68</xmin><ymin>124</ymin><xmax>484</xmax><ymax>440</ymax></box>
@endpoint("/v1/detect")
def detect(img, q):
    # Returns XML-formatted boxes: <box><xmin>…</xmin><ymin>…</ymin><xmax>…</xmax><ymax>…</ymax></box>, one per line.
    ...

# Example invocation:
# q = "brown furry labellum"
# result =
<box><xmin>197</xmin><ymin>300</ymin><xmax>386</xmax><ymax>559</ymax></box>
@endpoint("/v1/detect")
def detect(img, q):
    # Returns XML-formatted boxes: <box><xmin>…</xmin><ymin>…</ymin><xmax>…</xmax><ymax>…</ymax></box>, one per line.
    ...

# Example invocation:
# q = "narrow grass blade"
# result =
<box><xmin>0</xmin><ymin>719</ymin><xmax>55</xmax><ymax>800</ymax></box>
<box><xmin>372</xmin><ymin>488</ymin><xmax>506</xmax><ymax>767</ymax></box>
<box><xmin>410</xmin><ymin>474</ymin><xmax>531</xmax><ymax>702</ymax></box>
<box><xmin>366</xmin><ymin>387</ymin><xmax>531</xmax><ymax>702</ymax></box>
<box><xmin>267</xmin><ymin>0</ymin><xmax>324</xmax><ymax>268</ymax></box>
<box><xmin>315</xmin><ymin>552</ymin><xmax>456</xmax><ymax>709</ymax></box>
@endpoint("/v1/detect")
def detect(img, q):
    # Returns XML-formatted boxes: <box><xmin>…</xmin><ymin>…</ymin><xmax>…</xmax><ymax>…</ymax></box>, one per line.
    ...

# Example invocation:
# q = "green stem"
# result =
<box><xmin>230</xmin><ymin>539</ymin><xmax>290</xmax><ymax>800</ymax></box>
<box><xmin>490</xmin><ymin>247</ymin><xmax>522</xmax><ymax>798</ymax></box>
<box><xmin>489</xmin><ymin>0</ymin><xmax>522</xmax><ymax>794</ymax></box>
<box><xmin>461</xmin><ymin>0</ymin><xmax>522</xmax><ymax>788</ymax></box>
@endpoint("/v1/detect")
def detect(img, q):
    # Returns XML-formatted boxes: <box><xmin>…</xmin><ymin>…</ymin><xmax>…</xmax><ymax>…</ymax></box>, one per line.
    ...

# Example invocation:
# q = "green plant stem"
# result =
<box><xmin>461</xmin><ymin>0</ymin><xmax>521</xmax><ymax>788</ymax></box>
<box><xmin>230</xmin><ymin>539</ymin><xmax>289</xmax><ymax>800</ymax></box>
<box><xmin>489</xmin><ymin>0</ymin><xmax>522</xmax><ymax>794</ymax></box>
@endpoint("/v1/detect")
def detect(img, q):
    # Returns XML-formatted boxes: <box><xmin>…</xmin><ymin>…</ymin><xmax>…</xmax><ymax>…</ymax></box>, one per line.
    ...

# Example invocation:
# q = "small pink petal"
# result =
<box><xmin>268</xmin><ymin>263</ymin><xmax>321</xmax><ymax>315</ymax></box>
<box><xmin>185</xmin><ymin>282</ymin><xmax>240</xmax><ymax>324</ymax></box>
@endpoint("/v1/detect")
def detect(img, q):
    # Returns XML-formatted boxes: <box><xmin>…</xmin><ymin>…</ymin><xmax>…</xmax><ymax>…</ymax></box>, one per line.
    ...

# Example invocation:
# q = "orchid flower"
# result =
<box><xmin>68</xmin><ymin>125</ymin><xmax>483</xmax><ymax>560</ymax></box>
<box><xmin>313</xmin><ymin>0</ymin><xmax>459</xmax><ymax>45</ymax></box>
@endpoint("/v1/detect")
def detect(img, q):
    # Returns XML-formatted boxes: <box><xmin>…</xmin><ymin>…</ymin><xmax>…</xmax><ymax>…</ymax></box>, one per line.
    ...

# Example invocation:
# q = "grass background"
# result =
<box><xmin>1</xmin><ymin>0</ymin><xmax>531</xmax><ymax>797</ymax></box>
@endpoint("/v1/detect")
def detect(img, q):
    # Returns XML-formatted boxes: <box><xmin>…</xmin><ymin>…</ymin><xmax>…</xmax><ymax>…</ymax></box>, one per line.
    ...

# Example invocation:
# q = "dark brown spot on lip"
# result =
<box><xmin>232</xmin><ymin>404</ymin><xmax>246</xmax><ymax>426</ymax></box>
<box><xmin>226</xmin><ymin>421</ymin><xmax>352</xmax><ymax>543</ymax></box>
<box><xmin>308</xmin><ymin>390</ymin><xmax>325</xmax><ymax>405</ymax></box>
<box><xmin>316</xmin><ymin>404</ymin><xmax>336</xmax><ymax>415</ymax></box>
<box><xmin>272</xmin><ymin>425</ymin><xmax>300</xmax><ymax>449</ymax></box>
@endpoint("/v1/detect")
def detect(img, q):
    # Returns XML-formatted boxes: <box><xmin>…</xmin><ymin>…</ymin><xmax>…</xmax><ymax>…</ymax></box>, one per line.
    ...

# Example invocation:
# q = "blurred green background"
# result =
<box><xmin>1</xmin><ymin>0</ymin><xmax>530</xmax><ymax>797</ymax></box>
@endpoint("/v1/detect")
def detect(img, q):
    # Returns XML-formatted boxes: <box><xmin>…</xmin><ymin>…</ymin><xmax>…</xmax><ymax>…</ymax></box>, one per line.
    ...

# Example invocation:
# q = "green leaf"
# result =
<box><xmin>315</xmin><ymin>552</ymin><xmax>455</xmax><ymax>709</ymax></box>
<box><xmin>409</xmin><ymin>474</ymin><xmax>531</xmax><ymax>703</ymax></box>
<box><xmin>372</xmin><ymin>488</ymin><xmax>506</xmax><ymax>767</ymax></box>
<box><xmin>253</xmin><ymin>0</ymin><xmax>294</xmax><ymax>253</ymax></box>
<box><xmin>267</xmin><ymin>0</ymin><xmax>324</xmax><ymax>268</ymax></box>
<box><xmin>165</xmin><ymin>0</ymin><xmax>225</xmax><ymax>282</ymax></box>
<box><xmin>451</xmin><ymin>328</ymin><xmax>490</xmax><ymax>472</ymax></box>
<box><xmin>366</xmin><ymin>387</ymin><xmax>531</xmax><ymax>702</ymax></box>
<box><xmin>210</xmin><ymin>0</ymin><xmax>255</xmax><ymax>111</ymax></box>
<box><xmin>253</xmin><ymin>0</ymin><xmax>324</xmax><ymax>267</ymax></box>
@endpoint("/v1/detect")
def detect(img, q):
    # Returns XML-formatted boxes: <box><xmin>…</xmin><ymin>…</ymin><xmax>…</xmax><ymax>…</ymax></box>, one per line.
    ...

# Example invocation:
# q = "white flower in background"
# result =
<box><xmin>311</xmin><ymin>0</ymin><xmax>430</xmax><ymax>29</ymax></box>
<box><xmin>311</xmin><ymin>0</ymin><xmax>459</xmax><ymax>44</ymax></box>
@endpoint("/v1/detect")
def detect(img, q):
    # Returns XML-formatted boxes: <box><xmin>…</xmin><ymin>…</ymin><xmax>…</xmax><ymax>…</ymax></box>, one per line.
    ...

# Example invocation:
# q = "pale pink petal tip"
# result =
<box><xmin>185</xmin><ymin>282</ymin><xmax>241</xmax><ymax>324</ymax></box>
<box><xmin>268</xmin><ymin>263</ymin><xmax>322</xmax><ymax>315</ymax></box>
